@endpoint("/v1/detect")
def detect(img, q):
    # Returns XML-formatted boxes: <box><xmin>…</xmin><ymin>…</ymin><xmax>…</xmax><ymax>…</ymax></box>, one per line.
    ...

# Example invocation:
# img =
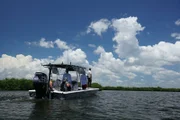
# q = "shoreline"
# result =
<box><xmin>1</xmin><ymin>78</ymin><xmax>180</xmax><ymax>92</ymax></box>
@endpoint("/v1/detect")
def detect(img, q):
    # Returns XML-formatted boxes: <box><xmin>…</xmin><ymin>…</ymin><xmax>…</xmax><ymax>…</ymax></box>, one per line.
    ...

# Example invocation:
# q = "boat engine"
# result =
<box><xmin>33</xmin><ymin>72</ymin><xmax>48</xmax><ymax>98</ymax></box>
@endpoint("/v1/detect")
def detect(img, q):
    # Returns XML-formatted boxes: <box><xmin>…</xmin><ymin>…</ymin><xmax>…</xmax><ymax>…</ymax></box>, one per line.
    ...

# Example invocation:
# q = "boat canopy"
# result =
<box><xmin>42</xmin><ymin>63</ymin><xmax>86</xmax><ymax>74</ymax></box>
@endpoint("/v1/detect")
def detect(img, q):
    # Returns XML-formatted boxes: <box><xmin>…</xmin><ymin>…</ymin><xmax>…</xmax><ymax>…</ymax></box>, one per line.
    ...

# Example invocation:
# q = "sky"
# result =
<box><xmin>0</xmin><ymin>0</ymin><xmax>180</xmax><ymax>87</ymax></box>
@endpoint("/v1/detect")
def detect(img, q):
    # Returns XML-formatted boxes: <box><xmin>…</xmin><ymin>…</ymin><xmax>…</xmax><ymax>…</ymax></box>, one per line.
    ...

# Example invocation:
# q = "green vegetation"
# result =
<box><xmin>78</xmin><ymin>82</ymin><xmax>102</xmax><ymax>90</ymax></box>
<box><xmin>0</xmin><ymin>78</ymin><xmax>33</xmax><ymax>90</ymax></box>
<box><xmin>88</xmin><ymin>83</ymin><xmax>180</xmax><ymax>92</ymax></box>
<box><xmin>101</xmin><ymin>86</ymin><xmax>180</xmax><ymax>92</ymax></box>
<box><xmin>91</xmin><ymin>83</ymin><xmax>102</xmax><ymax>88</ymax></box>
<box><xmin>1</xmin><ymin>78</ymin><xmax>180</xmax><ymax>92</ymax></box>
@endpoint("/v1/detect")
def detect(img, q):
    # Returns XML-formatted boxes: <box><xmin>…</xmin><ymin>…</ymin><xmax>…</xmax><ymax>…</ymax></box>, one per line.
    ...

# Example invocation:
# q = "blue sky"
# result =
<box><xmin>1</xmin><ymin>0</ymin><xmax>180</xmax><ymax>87</ymax></box>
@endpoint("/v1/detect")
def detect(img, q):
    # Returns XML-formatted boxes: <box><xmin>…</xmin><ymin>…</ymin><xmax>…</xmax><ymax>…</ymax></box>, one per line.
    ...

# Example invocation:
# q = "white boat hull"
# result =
<box><xmin>29</xmin><ymin>88</ymin><xmax>99</xmax><ymax>99</ymax></box>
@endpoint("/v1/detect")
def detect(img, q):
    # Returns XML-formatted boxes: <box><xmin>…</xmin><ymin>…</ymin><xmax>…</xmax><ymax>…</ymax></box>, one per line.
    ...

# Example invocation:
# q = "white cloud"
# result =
<box><xmin>152</xmin><ymin>69</ymin><xmax>180</xmax><ymax>81</ymax></box>
<box><xmin>3</xmin><ymin>16</ymin><xmax>180</xmax><ymax>88</ymax></box>
<box><xmin>92</xmin><ymin>49</ymin><xmax>136</xmax><ymax>86</ymax></box>
<box><xmin>87</xmin><ymin>17</ymin><xmax>180</xmax><ymax>87</ymax></box>
<box><xmin>25</xmin><ymin>41</ymin><xmax>38</xmax><ymax>46</ymax></box>
<box><xmin>48</xmin><ymin>56</ymin><xmax>53</xmax><ymax>59</ymax></box>
<box><xmin>0</xmin><ymin>48</ymin><xmax>89</xmax><ymax>80</ymax></box>
<box><xmin>76</xmin><ymin>31</ymin><xmax>87</xmax><ymax>37</ymax></box>
<box><xmin>26</xmin><ymin>38</ymin><xmax>73</xmax><ymax>50</ymax></box>
<box><xmin>138</xmin><ymin>41</ymin><xmax>180</xmax><ymax>66</ymax></box>
<box><xmin>88</xmin><ymin>44</ymin><xmax>96</xmax><ymax>48</ymax></box>
<box><xmin>87</xmin><ymin>19</ymin><xmax>110</xmax><ymax>36</ymax></box>
<box><xmin>111</xmin><ymin>17</ymin><xmax>145</xmax><ymax>58</ymax></box>
<box><xmin>110</xmin><ymin>17</ymin><xmax>180</xmax><ymax>67</ymax></box>
<box><xmin>175</xmin><ymin>19</ymin><xmax>180</xmax><ymax>26</ymax></box>
<box><xmin>122</xmin><ymin>41</ymin><xmax>180</xmax><ymax>84</ymax></box>
<box><xmin>55</xmin><ymin>48</ymin><xmax>89</xmax><ymax>67</ymax></box>
<box><xmin>39</xmin><ymin>38</ymin><xmax>54</xmax><ymax>48</ymax></box>
<box><xmin>94</xmin><ymin>46</ymin><xmax>105</xmax><ymax>55</ymax></box>
<box><xmin>25</xmin><ymin>41</ymin><xmax>32</xmax><ymax>45</ymax></box>
<box><xmin>152</xmin><ymin>69</ymin><xmax>180</xmax><ymax>88</ymax></box>
<box><xmin>54</xmin><ymin>39</ymin><xmax>70</xmax><ymax>50</ymax></box>
<box><xmin>171</xmin><ymin>33</ymin><xmax>180</xmax><ymax>40</ymax></box>
<box><xmin>0</xmin><ymin>54</ymin><xmax>53</xmax><ymax>79</ymax></box>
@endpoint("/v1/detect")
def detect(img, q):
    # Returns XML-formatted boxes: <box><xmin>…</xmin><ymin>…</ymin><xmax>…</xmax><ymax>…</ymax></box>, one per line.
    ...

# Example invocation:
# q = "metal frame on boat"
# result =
<box><xmin>29</xmin><ymin>63</ymin><xmax>99</xmax><ymax>99</ymax></box>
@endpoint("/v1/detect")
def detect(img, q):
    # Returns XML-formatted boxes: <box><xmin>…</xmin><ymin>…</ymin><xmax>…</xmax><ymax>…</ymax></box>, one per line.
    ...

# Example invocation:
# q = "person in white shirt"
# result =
<box><xmin>87</xmin><ymin>68</ymin><xmax>92</xmax><ymax>87</ymax></box>
<box><xmin>80</xmin><ymin>71</ymin><xmax>87</xmax><ymax>90</ymax></box>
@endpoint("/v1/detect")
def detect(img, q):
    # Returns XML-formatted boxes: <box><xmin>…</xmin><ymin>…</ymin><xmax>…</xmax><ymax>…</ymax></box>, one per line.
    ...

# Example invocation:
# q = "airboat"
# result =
<box><xmin>29</xmin><ymin>63</ymin><xmax>99</xmax><ymax>99</ymax></box>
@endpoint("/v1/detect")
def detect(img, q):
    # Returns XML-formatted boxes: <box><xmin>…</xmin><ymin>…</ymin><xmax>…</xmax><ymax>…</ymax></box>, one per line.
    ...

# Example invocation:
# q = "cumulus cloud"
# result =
<box><xmin>26</xmin><ymin>38</ymin><xmax>54</xmax><ymax>48</ymax></box>
<box><xmin>88</xmin><ymin>44</ymin><xmax>96</xmax><ymax>48</ymax></box>
<box><xmin>54</xmin><ymin>39</ymin><xmax>70</xmax><ymax>50</ymax></box>
<box><xmin>25</xmin><ymin>41</ymin><xmax>32</xmax><ymax>45</ymax></box>
<box><xmin>152</xmin><ymin>68</ymin><xmax>180</xmax><ymax>88</ymax></box>
<box><xmin>86</xmin><ymin>16</ymin><xmax>180</xmax><ymax>87</ymax></box>
<box><xmin>26</xmin><ymin>38</ymin><xmax>73</xmax><ymax>50</ymax></box>
<box><xmin>109</xmin><ymin>17</ymin><xmax>180</xmax><ymax>71</ymax></box>
<box><xmin>0</xmin><ymin>48</ymin><xmax>90</xmax><ymax>80</ymax></box>
<box><xmin>39</xmin><ymin>38</ymin><xmax>54</xmax><ymax>48</ymax></box>
<box><xmin>25</xmin><ymin>41</ymin><xmax>38</xmax><ymax>46</ymax></box>
<box><xmin>175</xmin><ymin>19</ymin><xmax>180</xmax><ymax>26</ymax></box>
<box><xmin>1</xmin><ymin>36</ymin><xmax>89</xmax><ymax>80</ymax></box>
<box><xmin>55</xmin><ymin>49</ymin><xmax>89</xmax><ymax>67</ymax></box>
<box><xmin>0</xmin><ymin>54</ymin><xmax>53</xmax><ymax>79</ymax></box>
<box><xmin>92</xmin><ymin>48</ymin><xmax>136</xmax><ymax>86</ymax></box>
<box><xmin>152</xmin><ymin>69</ymin><xmax>180</xmax><ymax>81</ymax></box>
<box><xmin>2</xmin><ymin>16</ymin><xmax>180</xmax><ymax>88</ymax></box>
<box><xmin>138</xmin><ymin>41</ymin><xmax>180</xmax><ymax>66</ymax></box>
<box><xmin>94</xmin><ymin>46</ymin><xmax>105</xmax><ymax>55</ymax></box>
<box><xmin>111</xmin><ymin>17</ymin><xmax>145</xmax><ymax>58</ymax></box>
<box><xmin>87</xmin><ymin>19</ymin><xmax>110</xmax><ymax>36</ymax></box>
<box><xmin>171</xmin><ymin>33</ymin><xmax>180</xmax><ymax>40</ymax></box>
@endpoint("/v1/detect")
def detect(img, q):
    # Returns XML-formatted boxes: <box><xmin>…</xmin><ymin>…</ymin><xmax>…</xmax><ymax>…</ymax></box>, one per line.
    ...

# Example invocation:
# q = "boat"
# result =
<box><xmin>29</xmin><ymin>63</ymin><xmax>99</xmax><ymax>99</ymax></box>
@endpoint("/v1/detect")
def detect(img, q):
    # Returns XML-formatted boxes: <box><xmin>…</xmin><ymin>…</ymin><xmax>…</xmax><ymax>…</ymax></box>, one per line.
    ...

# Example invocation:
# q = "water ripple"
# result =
<box><xmin>0</xmin><ymin>91</ymin><xmax>180</xmax><ymax>120</ymax></box>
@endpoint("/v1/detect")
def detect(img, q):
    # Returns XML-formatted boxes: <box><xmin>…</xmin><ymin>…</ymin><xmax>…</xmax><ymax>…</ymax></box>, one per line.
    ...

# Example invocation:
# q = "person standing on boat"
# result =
<box><xmin>62</xmin><ymin>69</ymin><xmax>72</xmax><ymax>91</ymax></box>
<box><xmin>80</xmin><ymin>71</ymin><xmax>87</xmax><ymax>90</ymax></box>
<box><xmin>87</xmin><ymin>68</ymin><xmax>92</xmax><ymax>87</ymax></box>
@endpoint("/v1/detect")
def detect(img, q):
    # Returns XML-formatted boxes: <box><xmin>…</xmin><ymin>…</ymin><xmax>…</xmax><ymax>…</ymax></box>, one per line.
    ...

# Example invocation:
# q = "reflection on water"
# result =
<box><xmin>0</xmin><ymin>91</ymin><xmax>180</xmax><ymax>120</ymax></box>
<box><xmin>29</xmin><ymin>95</ymin><xmax>100</xmax><ymax>120</ymax></box>
<box><xmin>29</xmin><ymin>100</ymin><xmax>52</xmax><ymax>120</ymax></box>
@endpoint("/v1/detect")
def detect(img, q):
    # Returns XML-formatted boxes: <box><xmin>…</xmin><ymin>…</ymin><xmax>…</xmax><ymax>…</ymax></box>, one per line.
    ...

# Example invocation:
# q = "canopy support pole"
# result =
<box><xmin>47</xmin><ymin>66</ymin><xmax>52</xmax><ymax>99</ymax></box>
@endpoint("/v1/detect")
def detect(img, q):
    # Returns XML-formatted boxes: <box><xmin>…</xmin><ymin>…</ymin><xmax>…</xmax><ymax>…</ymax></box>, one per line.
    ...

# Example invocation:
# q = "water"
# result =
<box><xmin>0</xmin><ymin>91</ymin><xmax>180</xmax><ymax>120</ymax></box>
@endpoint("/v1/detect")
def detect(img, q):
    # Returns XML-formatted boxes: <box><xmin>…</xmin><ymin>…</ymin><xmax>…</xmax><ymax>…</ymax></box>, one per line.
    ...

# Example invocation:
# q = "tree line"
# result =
<box><xmin>0</xmin><ymin>78</ymin><xmax>33</xmax><ymax>90</ymax></box>
<box><xmin>0</xmin><ymin>78</ymin><xmax>180</xmax><ymax>92</ymax></box>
